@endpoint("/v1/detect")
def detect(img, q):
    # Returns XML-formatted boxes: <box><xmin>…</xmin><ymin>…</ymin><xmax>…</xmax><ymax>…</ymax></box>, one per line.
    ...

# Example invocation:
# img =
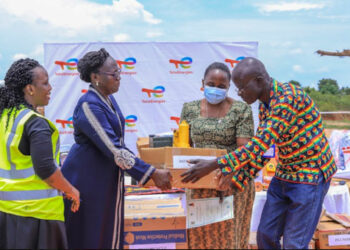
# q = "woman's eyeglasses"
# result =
<box><xmin>99</xmin><ymin>68</ymin><xmax>121</xmax><ymax>78</ymax></box>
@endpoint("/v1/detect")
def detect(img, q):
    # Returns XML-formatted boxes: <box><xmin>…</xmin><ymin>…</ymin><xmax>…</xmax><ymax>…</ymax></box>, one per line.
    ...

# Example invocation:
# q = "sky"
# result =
<box><xmin>0</xmin><ymin>0</ymin><xmax>349</xmax><ymax>88</ymax></box>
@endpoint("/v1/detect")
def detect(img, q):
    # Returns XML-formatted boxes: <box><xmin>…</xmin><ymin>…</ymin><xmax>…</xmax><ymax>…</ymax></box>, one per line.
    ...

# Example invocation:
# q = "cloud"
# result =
<box><xmin>13</xmin><ymin>53</ymin><xmax>28</xmax><ymax>60</ymax></box>
<box><xmin>316</xmin><ymin>66</ymin><xmax>329</xmax><ymax>73</ymax></box>
<box><xmin>146</xmin><ymin>31</ymin><xmax>163</xmax><ymax>38</ymax></box>
<box><xmin>0</xmin><ymin>80</ymin><xmax>4</xmax><ymax>85</ymax></box>
<box><xmin>258</xmin><ymin>2</ymin><xmax>325</xmax><ymax>13</ymax></box>
<box><xmin>293</xmin><ymin>65</ymin><xmax>304</xmax><ymax>72</ymax></box>
<box><xmin>31</xmin><ymin>45</ymin><xmax>44</xmax><ymax>57</ymax></box>
<box><xmin>289</xmin><ymin>48</ymin><xmax>303</xmax><ymax>54</ymax></box>
<box><xmin>0</xmin><ymin>0</ymin><xmax>161</xmax><ymax>33</ymax></box>
<box><xmin>113</xmin><ymin>33</ymin><xmax>131</xmax><ymax>42</ymax></box>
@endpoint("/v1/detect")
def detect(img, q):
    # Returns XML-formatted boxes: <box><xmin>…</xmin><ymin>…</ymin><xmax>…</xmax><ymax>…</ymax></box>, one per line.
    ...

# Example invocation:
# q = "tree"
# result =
<box><xmin>303</xmin><ymin>86</ymin><xmax>316</xmax><ymax>94</ymax></box>
<box><xmin>318</xmin><ymin>78</ymin><xmax>339</xmax><ymax>95</ymax></box>
<box><xmin>289</xmin><ymin>80</ymin><xmax>301</xmax><ymax>86</ymax></box>
<box><xmin>340</xmin><ymin>86</ymin><xmax>350</xmax><ymax>95</ymax></box>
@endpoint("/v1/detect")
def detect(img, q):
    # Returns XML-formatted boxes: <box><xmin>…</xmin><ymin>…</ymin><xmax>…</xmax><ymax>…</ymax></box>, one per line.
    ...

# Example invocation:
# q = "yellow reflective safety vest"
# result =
<box><xmin>0</xmin><ymin>107</ymin><xmax>64</xmax><ymax>221</ymax></box>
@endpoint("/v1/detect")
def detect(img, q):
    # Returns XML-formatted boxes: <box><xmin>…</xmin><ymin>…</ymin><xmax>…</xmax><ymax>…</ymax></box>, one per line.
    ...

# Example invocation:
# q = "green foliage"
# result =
<box><xmin>307</xmin><ymin>91</ymin><xmax>350</xmax><ymax>111</ymax></box>
<box><xmin>318</xmin><ymin>78</ymin><xmax>339</xmax><ymax>95</ymax></box>
<box><xmin>299</xmin><ymin>78</ymin><xmax>349</xmax><ymax>111</ymax></box>
<box><xmin>340</xmin><ymin>87</ymin><xmax>350</xmax><ymax>95</ymax></box>
<box><xmin>303</xmin><ymin>87</ymin><xmax>316</xmax><ymax>94</ymax></box>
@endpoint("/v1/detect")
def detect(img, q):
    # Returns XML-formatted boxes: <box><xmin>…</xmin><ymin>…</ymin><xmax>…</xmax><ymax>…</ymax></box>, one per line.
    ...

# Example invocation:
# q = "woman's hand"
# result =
<box><xmin>43</xmin><ymin>169</ymin><xmax>80</xmax><ymax>213</ymax></box>
<box><xmin>151</xmin><ymin>169</ymin><xmax>173</xmax><ymax>190</ymax></box>
<box><xmin>64</xmin><ymin>186</ymin><xmax>80</xmax><ymax>213</ymax></box>
<box><xmin>180</xmin><ymin>159</ymin><xmax>219</xmax><ymax>183</ymax></box>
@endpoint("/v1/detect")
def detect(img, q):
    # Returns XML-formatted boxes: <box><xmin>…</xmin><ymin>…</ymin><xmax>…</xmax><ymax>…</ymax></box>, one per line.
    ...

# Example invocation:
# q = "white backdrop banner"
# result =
<box><xmin>44</xmin><ymin>42</ymin><xmax>259</xmax><ymax>154</ymax></box>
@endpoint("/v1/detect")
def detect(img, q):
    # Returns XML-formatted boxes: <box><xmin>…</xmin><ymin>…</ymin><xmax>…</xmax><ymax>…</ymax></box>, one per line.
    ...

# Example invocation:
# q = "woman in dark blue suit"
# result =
<box><xmin>61</xmin><ymin>48</ymin><xmax>172</xmax><ymax>249</ymax></box>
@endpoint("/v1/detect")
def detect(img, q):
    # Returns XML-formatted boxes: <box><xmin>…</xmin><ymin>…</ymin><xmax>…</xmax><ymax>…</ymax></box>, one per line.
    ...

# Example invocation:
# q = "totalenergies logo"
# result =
<box><xmin>125</xmin><ymin>115</ymin><xmax>137</xmax><ymax>127</ymax></box>
<box><xmin>56</xmin><ymin>117</ymin><xmax>74</xmax><ymax>128</ymax></box>
<box><xmin>141</xmin><ymin>86</ymin><xmax>166</xmax><ymax>103</ymax></box>
<box><xmin>55</xmin><ymin>58</ymin><xmax>79</xmax><ymax>70</ymax></box>
<box><xmin>117</xmin><ymin>57</ymin><xmax>136</xmax><ymax>70</ymax></box>
<box><xmin>225</xmin><ymin>56</ymin><xmax>245</xmax><ymax>68</ymax></box>
<box><xmin>169</xmin><ymin>57</ymin><xmax>192</xmax><ymax>69</ymax></box>
<box><xmin>170</xmin><ymin>116</ymin><xmax>180</xmax><ymax>125</ymax></box>
<box><xmin>142</xmin><ymin>86</ymin><xmax>165</xmax><ymax>98</ymax></box>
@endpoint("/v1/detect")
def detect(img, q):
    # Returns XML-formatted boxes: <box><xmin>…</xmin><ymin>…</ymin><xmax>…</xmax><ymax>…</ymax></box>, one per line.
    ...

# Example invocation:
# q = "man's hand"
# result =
<box><xmin>151</xmin><ymin>169</ymin><xmax>173</xmax><ymax>190</ymax></box>
<box><xmin>180</xmin><ymin>159</ymin><xmax>219</xmax><ymax>183</ymax></box>
<box><xmin>216</xmin><ymin>171</ymin><xmax>234</xmax><ymax>191</ymax></box>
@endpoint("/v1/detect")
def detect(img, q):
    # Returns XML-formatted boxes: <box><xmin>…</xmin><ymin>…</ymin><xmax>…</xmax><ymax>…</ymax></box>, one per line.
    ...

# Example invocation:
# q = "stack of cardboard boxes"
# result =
<box><xmin>124</xmin><ymin>193</ymin><xmax>188</xmax><ymax>249</ymax></box>
<box><xmin>125</xmin><ymin>138</ymin><xmax>233</xmax><ymax>248</ymax></box>
<box><xmin>314</xmin><ymin>212</ymin><xmax>350</xmax><ymax>249</ymax></box>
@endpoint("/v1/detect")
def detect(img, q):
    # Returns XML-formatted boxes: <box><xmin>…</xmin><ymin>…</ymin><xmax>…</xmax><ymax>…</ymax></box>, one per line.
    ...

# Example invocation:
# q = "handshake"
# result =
<box><xmin>149</xmin><ymin>159</ymin><xmax>235</xmax><ymax>191</ymax></box>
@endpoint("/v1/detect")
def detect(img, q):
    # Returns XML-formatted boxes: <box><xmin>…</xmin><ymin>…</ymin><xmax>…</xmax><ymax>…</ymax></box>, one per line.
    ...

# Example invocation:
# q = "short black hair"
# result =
<box><xmin>204</xmin><ymin>62</ymin><xmax>231</xmax><ymax>81</ymax></box>
<box><xmin>0</xmin><ymin>58</ymin><xmax>41</xmax><ymax>119</ymax></box>
<box><xmin>77</xmin><ymin>48</ymin><xmax>110</xmax><ymax>83</ymax></box>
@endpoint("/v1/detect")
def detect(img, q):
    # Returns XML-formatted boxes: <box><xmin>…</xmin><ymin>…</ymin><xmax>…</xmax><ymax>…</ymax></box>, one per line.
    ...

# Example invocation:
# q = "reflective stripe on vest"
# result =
<box><xmin>0</xmin><ymin>109</ymin><xmax>35</xmax><ymax>179</ymax></box>
<box><xmin>0</xmin><ymin>189</ymin><xmax>60</xmax><ymax>201</ymax></box>
<box><xmin>0</xmin><ymin>108</ymin><xmax>61</xmax><ymax>201</ymax></box>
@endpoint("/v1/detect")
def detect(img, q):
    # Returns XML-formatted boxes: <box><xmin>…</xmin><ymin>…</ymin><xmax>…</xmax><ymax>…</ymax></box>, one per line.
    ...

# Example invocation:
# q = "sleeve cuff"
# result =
<box><xmin>231</xmin><ymin>175</ymin><xmax>245</xmax><ymax>191</ymax></box>
<box><xmin>218</xmin><ymin>156</ymin><xmax>234</xmax><ymax>176</ymax></box>
<box><xmin>139</xmin><ymin>165</ymin><xmax>156</xmax><ymax>186</ymax></box>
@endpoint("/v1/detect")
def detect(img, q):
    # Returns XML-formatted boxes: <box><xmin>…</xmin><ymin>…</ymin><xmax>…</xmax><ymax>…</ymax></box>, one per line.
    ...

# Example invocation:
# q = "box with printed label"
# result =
<box><xmin>124</xmin><ymin>216</ymin><xmax>188</xmax><ymax>249</ymax></box>
<box><xmin>124</xmin><ymin>193</ymin><xmax>187</xmax><ymax>249</ymax></box>
<box><xmin>139</xmin><ymin>147</ymin><xmax>227</xmax><ymax>189</ymax></box>
<box><xmin>315</xmin><ymin>213</ymin><xmax>350</xmax><ymax>249</ymax></box>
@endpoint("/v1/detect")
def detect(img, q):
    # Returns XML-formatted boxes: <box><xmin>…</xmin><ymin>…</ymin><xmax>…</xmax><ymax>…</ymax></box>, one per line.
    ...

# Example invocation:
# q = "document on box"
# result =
<box><xmin>328</xmin><ymin>234</ymin><xmax>350</xmax><ymax>246</ymax></box>
<box><xmin>186</xmin><ymin>195</ymin><xmax>234</xmax><ymax>228</ymax></box>
<box><xmin>173</xmin><ymin>155</ymin><xmax>216</xmax><ymax>168</ymax></box>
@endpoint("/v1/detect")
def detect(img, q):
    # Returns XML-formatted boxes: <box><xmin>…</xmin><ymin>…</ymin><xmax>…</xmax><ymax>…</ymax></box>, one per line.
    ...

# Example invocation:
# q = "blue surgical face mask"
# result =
<box><xmin>204</xmin><ymin>86</ymin><xmax>228</xmax><ymax>104</ymax></box>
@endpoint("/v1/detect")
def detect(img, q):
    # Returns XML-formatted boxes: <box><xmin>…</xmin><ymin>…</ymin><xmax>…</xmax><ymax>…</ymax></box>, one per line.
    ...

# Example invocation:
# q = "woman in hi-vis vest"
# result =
<box><xmin>0</xmin><ymin>58</ymin><xmax>80</xmax><ymax>249</ymax></box>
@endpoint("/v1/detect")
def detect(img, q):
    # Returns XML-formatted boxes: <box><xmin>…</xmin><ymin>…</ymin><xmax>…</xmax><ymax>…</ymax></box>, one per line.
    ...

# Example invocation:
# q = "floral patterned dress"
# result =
<box><xmin>180</xmin><ymin>99</ymin><xmax>255</xmax><ymax>249</ymax></box>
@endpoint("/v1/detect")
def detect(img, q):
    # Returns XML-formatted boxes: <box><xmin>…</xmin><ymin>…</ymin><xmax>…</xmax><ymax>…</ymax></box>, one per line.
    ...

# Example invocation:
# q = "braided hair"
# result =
<box><xmin>0</xmin><ymin>58</ymin><xmax>41</xmax><ymax>127</ymax></box>
<box><xmin>77</xmin><ymin>48</ymin><xmax>110</xmax><ymax>83</ymax></box>
<box><xmin>204</xmin><ymin>62</ymin><xmax>231</xmax><ymax>81</ymax></box>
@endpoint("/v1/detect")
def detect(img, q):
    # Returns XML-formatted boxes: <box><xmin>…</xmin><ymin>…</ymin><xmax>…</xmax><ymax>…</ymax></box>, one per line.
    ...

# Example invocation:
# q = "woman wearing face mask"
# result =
<box><xmin>180</xmin><ymin>62</ymin><xmax>255</xmax><ymax>249</ymax></box>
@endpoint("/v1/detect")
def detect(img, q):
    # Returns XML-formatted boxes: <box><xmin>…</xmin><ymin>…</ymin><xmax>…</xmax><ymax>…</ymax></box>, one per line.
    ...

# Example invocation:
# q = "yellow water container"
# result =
<box><xmin>178</xmin><ymin>120</ymin><xmax>190</xmax><ymax>148</ymax></box>
<box><xmin>173</xmin><ymin>129</ymin><xmax>179</xmax><ymax>147</ymax></box>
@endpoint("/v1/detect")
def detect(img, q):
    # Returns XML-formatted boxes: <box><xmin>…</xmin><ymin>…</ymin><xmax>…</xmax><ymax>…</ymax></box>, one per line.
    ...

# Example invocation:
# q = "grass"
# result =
<box><xmin>323</xmin><ymin>119</ymin><xmax>350</xmax><ymax>130</ymax></box>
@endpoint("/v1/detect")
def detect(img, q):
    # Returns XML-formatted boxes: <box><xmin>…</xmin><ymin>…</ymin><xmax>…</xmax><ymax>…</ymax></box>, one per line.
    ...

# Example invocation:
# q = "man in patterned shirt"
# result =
<box><xmin>181</xmin><ymin>57</ymin><xmax>337</xmax><ymax>249</ymax></box>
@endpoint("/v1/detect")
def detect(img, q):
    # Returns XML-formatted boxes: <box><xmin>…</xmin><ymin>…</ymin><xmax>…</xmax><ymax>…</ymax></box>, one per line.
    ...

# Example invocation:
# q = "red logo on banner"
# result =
<box><xmin>170</xmin><ymin>116</ymin><xmax>180</xmax><ymax>125</ymax></box>
<box><xmin>170</xmin><ymin>116</ymin><xmax>180</xmax><ymax>131</ymax></box>
<box><xmin>116</xmin><ymin>57</ymin><xmax>137</xmax><ymax>76</ymax></box>
<box><xmin>54</xmin><ymin>58</ymin><xmax>79</xmax><ymax>76</ymax></box>
<box><xmin>225</xmin><ymin>56</ymin><xmax>245</xmax><ymax>68</ymax></box>
<box><xmin>169</xmin><ymin>57</ymin><xmax>193</xmax><ymax>75</ymax></box>
<box><xmin>141</xmin><ymin>86</ymin><xmax>166</xmax><ymax>104</ymax></box>
<box><xmin>125</xmin><ymin>115</ymin><xmax>138</xmax><ymax>133</ymax></box>
<box><xmin>56</xmin><ymin>117</ymin><xmax>74</xmax><ymax>134</ymax></box>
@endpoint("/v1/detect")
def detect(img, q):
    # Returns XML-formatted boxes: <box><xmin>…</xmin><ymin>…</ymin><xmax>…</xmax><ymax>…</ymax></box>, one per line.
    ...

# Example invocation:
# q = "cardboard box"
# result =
<box><xmin>139</xmin><ymin>147</ymin><xmax>227</xmax><ymax>169</ymax></box>
<box><xmin>316</xmin><ymin>221</ymin><xmax>350</xmax><ymax>249</ymax></box>
<box><xmin>140</xmin><ymin>147</ymin><xmax>227</xmax><ymax>189</ymax></box>
<box><xmin>124</xmin><ymin>216</ymin><xmax>188</xmax><ymax>249</ymax></box>
<box><xmin>144</xmin><ymin>168</ymin><xmax>219</xmax><ymax>189</ymax></box>
<box><xmin>124</xmin><ymin>193</ymin><xmax>187</xmax><ymax>249</ymax></box>
<box><xmin>136</xmin><ymin>137</ymin><xmax>149</xmax><ymax>155</ymax></box>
